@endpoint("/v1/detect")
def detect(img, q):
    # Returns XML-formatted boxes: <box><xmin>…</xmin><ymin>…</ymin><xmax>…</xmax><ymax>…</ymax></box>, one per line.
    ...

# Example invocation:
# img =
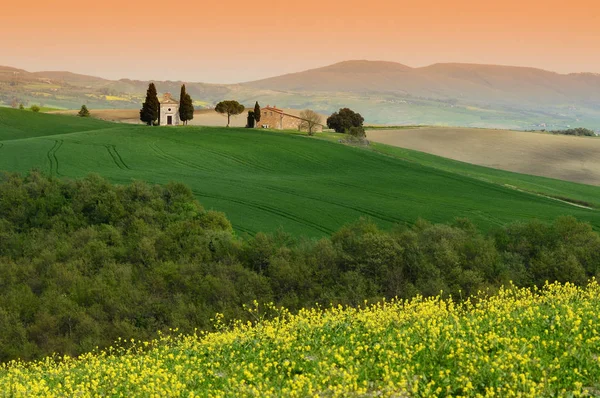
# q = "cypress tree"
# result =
<box><xmin>140</xmin><ymin>83</ymin><xmax>159</xmax><ymax>126</ymax></box>
<box><xmin>179</xmin><ymin>85</ymin><xmax>187</xmax><ymax>125</ymax></box>
<box><xmin>184</xmin><ymin>93</ymin><xmax>194</xmax><ymax>125</ymax></box>
<box><xmin>179</xmin><ymin>85</ymin><xmax>195</xmax><ymax>125</ymax></box>
<box><xmin>247</xmin><ymin>111</ymin><xmax>255</xmax><ymax>128</ymax></box>
<box><xmin>253</xmin><ymin>101</ymin><xmax>261</xmax><ymax>126</ymax></box>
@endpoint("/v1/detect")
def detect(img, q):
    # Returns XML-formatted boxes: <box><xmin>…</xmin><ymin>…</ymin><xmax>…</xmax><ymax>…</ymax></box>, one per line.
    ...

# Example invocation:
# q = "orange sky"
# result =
<box><xmin>1</xmin><ymin>0</ymin><xmax>598</xmax><ymax>82</ymax></box>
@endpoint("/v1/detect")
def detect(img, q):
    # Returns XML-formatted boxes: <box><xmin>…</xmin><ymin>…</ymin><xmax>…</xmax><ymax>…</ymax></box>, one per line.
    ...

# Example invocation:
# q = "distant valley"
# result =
<box><xmin>1</xmin><ymin>60</ymin><xmax>600</xmax><ymax>129</ymax></box>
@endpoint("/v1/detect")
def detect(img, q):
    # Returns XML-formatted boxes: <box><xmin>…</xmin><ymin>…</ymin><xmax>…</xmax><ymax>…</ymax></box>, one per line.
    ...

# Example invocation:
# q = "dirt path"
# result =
<box><xmin>368</xmin><ymin>127</ymin><xmax>600</xmax><ymax>186</ymax></box>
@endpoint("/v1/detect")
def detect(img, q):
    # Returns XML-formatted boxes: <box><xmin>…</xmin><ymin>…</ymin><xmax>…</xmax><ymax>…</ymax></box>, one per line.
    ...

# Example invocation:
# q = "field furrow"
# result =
<box><xmin>147</xmin><ymin>141</ymin><xmax>213</xmax><ymax>173</ymax></box>
<box><xmin>193</xmin><ymin>190</ymin><xmax>334</xmax><ymax>235</ymax></box>
<box><xmin>46</xmin><ymin>139</ymin><xmax>63</xmax><ymax>177</ymax></box>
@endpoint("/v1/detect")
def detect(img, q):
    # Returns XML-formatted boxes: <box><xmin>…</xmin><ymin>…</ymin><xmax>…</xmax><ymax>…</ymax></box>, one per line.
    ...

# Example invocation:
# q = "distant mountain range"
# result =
<box><xmin>2</xmin><ymin>61</ymin><xmax>599</xmax><ymax>129</ymax></box>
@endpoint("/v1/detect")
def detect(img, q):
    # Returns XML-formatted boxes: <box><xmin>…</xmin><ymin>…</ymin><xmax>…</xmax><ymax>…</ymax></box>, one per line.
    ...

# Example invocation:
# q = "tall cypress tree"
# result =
<box><xmin>140</xmin><ymin>83</ymin><xmax>159</xmax><ymax>126</ymax></box>
<box><xmin>253</xmin><ymin>101</ymin><xmax>261</xmax><ymax>126</ymax></box>
<box><xmin>179</xmin><ymin>85</ymin><xmax>195</xmax><ymax>125</ymax></box>
<box><xmin>179</xmin><ymin>85</ymin><xmax>187</xmax><ymax>125</ymax></box>
<box><xmin>184</xmin><ymin>93</ymin><xmax>194</xmax><ymax>125</ymax></box>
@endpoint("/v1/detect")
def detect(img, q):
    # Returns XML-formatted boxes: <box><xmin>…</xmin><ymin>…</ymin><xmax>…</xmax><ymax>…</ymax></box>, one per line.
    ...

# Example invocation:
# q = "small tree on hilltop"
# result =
<box><xmin>327</xmin><ymin>108</ymin><xmax>364</xmax><ymax>133</ymax></box>
<box><xmin>18</xmin><ymin>103</ymin><xmax>24</xmax><ymax>110</ymax></box>
<box><xmin>78</xmin><ymin>105</ymin><xmax>90</xmax><ymax>117</ymax></box>
<box><xmin>179</xmin><ymin>85</ymin><xmax>195</xmax><ymax>125</ymax></box>
<box><xmin>253</xmin><ymin>101</ymin><xmax>261</xmax><ymax>126</ymax></box>
<box><xmin>298</xmin><ymin>109</ymin><xmax>323</xmax><ymax>136</ymax></box>
<box><xmin>30</xmin><ymin>105</ymin><xmax>40</xmax><ymax>113</ymax></box>
<box><xmin>215</xmin><ymin>100</ymin><xmax>245</xmax><ymax>127</ymax></box>
<box><xmin>140</xmin><ymin>83</ymin><xmax>159</xmax><ymax>126</ymax></box>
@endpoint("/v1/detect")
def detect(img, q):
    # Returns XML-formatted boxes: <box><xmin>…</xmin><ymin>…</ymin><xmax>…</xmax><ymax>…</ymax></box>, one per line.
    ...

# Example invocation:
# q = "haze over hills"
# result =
<box><xmin>1</xmin><ymin>61</ymin><xmax>600</xmax><ymax>129</ymax></box>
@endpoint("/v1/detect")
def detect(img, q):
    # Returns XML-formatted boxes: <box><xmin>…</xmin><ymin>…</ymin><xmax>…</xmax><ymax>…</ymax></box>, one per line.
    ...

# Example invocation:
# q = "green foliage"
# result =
<box><xmin>178</xmin><ymin>85</ymin><xmax>194</xmax><ymax>125</ymax></box>
<box><xmin>348</xmin><ymin>125</ymin><xmax>366</xmax><ymax>138</ymax></box>
<box><xmin>327</xmin><ymin>108</ymin><xmax>364</xmax><ymax>133</ymax></box>
<box><xmin>254</xmin><ymin>101</ymin><xmax>261</xmax><ymax>123</ymax></box>
<box><xmin>30</xmin><ymin>105</ymin><xmax>40</xmax><ymax>113</ymax></box>
<box><xmin>77</xmin><ymin>105</ymin><xmax>90</xmax><ymax>117</ymax></box>
<box><xmin>0</xmin><ymin>172</ymin><xmax>599</xmax><ymax>362</ymax></box>
<box><xmin>215</xmin><ymin>100</ymin><xmax>245</xmax><ymax>127</ymax></box>
<box><xmin>18</xmin><ymin>104</ymin><xmax>24</xmax><ymax>110</ymax></box>
<box><xmin>246</xmin><ymin>111</ymin><xmax>255</xmax><ymax>128</ymax></box>
<box><xmin>139</xmin><ymin>83</ymin><xmax>159</xmax><ymax>126</ymax></box>
<box><xmin>550</xmin><ymin>127</ymin><xmax>596</xmax><ymax>137</ymax></box>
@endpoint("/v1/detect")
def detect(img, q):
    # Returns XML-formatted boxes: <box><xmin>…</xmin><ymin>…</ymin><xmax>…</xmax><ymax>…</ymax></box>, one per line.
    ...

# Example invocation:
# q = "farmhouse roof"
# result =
<box><xmin>264</xmin><ymin>106</ymin><xmax>326</xmax><ymax>127</ymax></box>
<box><xmin>160</xmin><ymin>93</ymin><xmax>179</xmax><ymax>105</ymax></box>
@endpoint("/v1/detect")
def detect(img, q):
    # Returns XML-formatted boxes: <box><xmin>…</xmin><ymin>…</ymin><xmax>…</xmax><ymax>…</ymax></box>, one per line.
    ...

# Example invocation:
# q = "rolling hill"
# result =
<box><xmin>246</xmin><ymin>61</ymin><xmax>600</xmax><ymax>106</ymax></box>
<box><xmin>368</xmin><ymin>127</ymin><xmax>600</xmax><ymax>186</ymax></box>
<box><xmin>1</xmin><ymin>61</ymin><xmax>600</xmax><ymax>129</ymax></box>
<box><xmin>1</xmin><ymin>108</ymin><xmax>599</xmax><ymax>236</ymax></box>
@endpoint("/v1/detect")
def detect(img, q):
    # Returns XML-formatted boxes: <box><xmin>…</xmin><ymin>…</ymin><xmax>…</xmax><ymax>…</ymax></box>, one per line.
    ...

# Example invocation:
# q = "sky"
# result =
<box><xmin>1</xmin><ymin>0</ymin><xmax>598</xmax><ymax>83</ymax></box>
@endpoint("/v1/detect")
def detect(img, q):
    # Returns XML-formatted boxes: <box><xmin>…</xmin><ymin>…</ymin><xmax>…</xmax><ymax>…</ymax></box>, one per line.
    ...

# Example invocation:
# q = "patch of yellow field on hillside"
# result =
<box><xmin>1</xmin><ymin>282</ymin><xmax>600</xmax><ymax>396</ymax></box>
<box><xmin>105</xmin><ymin>95</ymin><xmax>129</xmax><ymax>101</ymax></box>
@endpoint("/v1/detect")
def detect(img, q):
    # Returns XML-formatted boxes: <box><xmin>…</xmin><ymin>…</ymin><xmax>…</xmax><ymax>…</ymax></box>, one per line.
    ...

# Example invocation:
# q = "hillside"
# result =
<box><xmin>368</xmin><ymin>127</ymin><xmax>600</xmax><ymax>186</ymax></box>
<box><xmin>246</xmin><ymin>61</ymin><xmax>600</xmax><ymax>106</ymax></box>
<box><xmin>2</xmin><ymin>281</ymin><xmax>599</xmax><ymax>396</ymax></box>
<box><xmin>0</xmin><ymin>107</ymin><xmax>115</xmax><ymax>140</ymax></box>
<box><xmin>2</xmin><ymin>61</ymin><xmax>600</xmax><ymax>129</ymax></box>
<box><xmin>0</xmin><ymin>108</ymin><xmax>599</xmax><ymax>236</ymax></box>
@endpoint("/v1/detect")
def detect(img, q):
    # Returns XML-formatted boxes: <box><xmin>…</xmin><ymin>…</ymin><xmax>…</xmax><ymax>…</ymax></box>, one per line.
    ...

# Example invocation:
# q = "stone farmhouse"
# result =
<box><xmin>258</xmin><ymin>105</ymin><xmax>324</xmax><ymax>132</ymax></box>
<box><xmin>159</xmin><ymin>93</ymin><xmax>180</xmax><ymax>126</ymax></box>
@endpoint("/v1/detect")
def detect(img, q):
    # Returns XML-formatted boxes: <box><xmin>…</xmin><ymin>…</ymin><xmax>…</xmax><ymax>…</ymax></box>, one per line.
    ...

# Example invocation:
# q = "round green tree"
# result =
<box><xmin>215</xmin><ymin>100</ymin><xmax>245</xmax><ymax>127</ymax></box>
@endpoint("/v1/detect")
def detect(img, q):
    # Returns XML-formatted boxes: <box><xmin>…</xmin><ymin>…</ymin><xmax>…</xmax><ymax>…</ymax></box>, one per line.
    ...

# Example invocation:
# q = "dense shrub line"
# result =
<box><xmin>550</xmin><ymin>127</ymin><xmax>596</xmax><ymax>136</ymax></box>
<box><xmin>1</xmin><ymin>172</ymin><xmax>599</xmax><ymax>361</ymax></box>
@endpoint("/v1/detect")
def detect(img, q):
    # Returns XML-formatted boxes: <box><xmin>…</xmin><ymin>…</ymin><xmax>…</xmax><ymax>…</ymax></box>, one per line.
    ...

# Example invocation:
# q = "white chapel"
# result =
<box><xmin>159</xmin><ymin>93</ymin><xmax>180</xmax><ymax>126</ymax></box>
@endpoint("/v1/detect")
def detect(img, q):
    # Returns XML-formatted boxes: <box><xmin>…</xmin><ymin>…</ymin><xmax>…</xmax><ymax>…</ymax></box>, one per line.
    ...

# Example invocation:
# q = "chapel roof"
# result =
<box><xmin>160</xmin><ymin>93</ymin><xmax>179</xmax><ymax>105</ymax></box>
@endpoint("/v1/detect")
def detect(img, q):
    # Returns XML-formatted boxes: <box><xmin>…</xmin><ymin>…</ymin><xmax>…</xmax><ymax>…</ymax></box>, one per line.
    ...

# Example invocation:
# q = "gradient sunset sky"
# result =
<box><xmin>1</xmin><ymin>0</ymin><xmax>598</xmax><ymax>83</ymax></box>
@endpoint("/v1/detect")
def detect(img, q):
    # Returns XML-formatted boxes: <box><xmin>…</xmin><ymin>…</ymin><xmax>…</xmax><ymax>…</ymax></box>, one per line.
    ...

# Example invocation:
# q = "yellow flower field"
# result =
<box><xmin>1</xmin><ymin>281</ymin><xmax>600</xmax><ymax>397</ymax></box>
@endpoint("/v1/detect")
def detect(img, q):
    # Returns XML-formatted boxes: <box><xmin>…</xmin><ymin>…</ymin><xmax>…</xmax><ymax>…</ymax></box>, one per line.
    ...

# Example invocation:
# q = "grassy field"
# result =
<box><xmin>1</xmin><ymin>107</ymin><xmax>600</xmax><ymax>236</ymax></box>
<box><xmin>2</xmin><ymin>281</ymin><xmax>599</xmax><ymax>396</ymax></box>
<box><xmin>368</xmin><ymin>127</ymin><xmax>600</xmax><ymax>186</ymax></box>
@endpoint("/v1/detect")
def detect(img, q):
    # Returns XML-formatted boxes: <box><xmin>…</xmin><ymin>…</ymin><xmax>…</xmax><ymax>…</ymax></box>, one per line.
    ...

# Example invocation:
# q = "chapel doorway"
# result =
<box><xmin>167</xmin><ymin>116</ymin><xmax>173</xmax><ymax>125</ymax></box>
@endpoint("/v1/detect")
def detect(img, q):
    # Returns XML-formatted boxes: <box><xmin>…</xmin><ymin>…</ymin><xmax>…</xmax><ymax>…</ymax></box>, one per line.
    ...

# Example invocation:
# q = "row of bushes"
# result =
<box><xmin>1</xmin><ymin>172</ymin><xmax>599</xmax><ymax>361</ymax></box>
<box><xmin>550</xmin><ymin>127</ymin><xmax>597</xmax><ymax>136</ymax></box>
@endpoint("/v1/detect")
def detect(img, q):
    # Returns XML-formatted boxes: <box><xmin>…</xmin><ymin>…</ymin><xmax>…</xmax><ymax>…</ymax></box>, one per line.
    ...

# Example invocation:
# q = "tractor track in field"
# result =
<box><xmin>275</xmin><ymin>145</ymin><xmax>329</xmax><ymax>166</ymax></box>
<box><xmin>46</xmin><ymin>140</ymin><xmax>63</xmax><ymax>176</ymax></box>
<box><xmin>105</xmin><ymin>145</ymin><xmax>131</xmax><ymax>170</ymax></box>
<box><xmin>148</xmin><ymin>141</ymin><xmax>213</xmax><ymax>173</ymax></box>
<box><xmin>326</xmin><ymin>180</ymin><xmax>415</xmax><ymax>202</ymax></box>
<box><xmin>54</xmin><ymin>139</ymin><xmax>132</xmax><ymax>171</ymax></box>
<box><xmin>263</xmin><ymin>185</ymin><xmax>410</xmax><ymax>226</ymax></box>
<box><xmin>234</xmin><ymin>225</ymin><xmax>256</xmax><ymax>236</ymax></box>
<box><xmin>165</xmin><ymin>137</ymin><xmax>272</xmax><ymax>172</ymax></box>
<box><xmin>192</xmin><ymin>190</ymin><xmax>334</xmax><ymax>235</ymax></box>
